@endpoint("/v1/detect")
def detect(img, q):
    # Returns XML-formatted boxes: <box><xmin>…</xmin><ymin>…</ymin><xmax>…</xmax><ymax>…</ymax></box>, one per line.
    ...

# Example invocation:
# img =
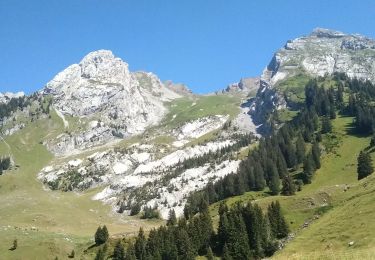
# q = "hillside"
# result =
<box><xmin>0</xmin><ymin>28</ymin><xmax>375</xmax><ymax>259</ymax></box>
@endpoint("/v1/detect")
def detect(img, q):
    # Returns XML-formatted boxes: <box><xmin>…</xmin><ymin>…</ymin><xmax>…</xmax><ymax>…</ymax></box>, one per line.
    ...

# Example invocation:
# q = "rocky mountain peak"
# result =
<box><xmin>310</xmin><ymin>27</ymin><xmax>346</xmax><ymax>38</ymax></box>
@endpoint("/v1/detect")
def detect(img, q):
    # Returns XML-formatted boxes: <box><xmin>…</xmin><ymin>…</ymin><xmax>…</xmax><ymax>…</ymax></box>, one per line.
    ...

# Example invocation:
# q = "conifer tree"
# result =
<box><xmin>94</xmin><ymin>226</ymin><xmax>109</xmax><ymax>245</ymax></box>
<box><xmin>167</xmin><ymin>209</ymin><xmax>177</xmax><ymax>226</ymax></box>
<box><xmin>113</xmin><ymin>240</ymin><xmax>125</xmax><ymax>260</ymax></box>
<box><xmin>357</xmin><ymin>151</ymin><xmax>374</xmax><ymax>180</ymax></box>
<box><xmin>134</xmin><ymin>228</ymin><xmax>147</xmax><ymax>260</ymax></box>
<box><xmin>268</xmin><ymin>165</ymin><xmax>280</xmax><ymax>195</ymax></box>
<box><xmin>222</xmin><ymin>243</ymin><xmax>233</xmax><ymax>260</ymax></box>
<box><xmin>302</xmin><ymin>153</ymin><xmax>315</xmax><ymax>184</ymax></box>
<box><xmin>295</xmin><ymin>134</ymin><xmax>306</xmax><ymax>164</ymax></box>
<box><xmin>311</xmin><ymin>142</ymin><xmax>321</xmax><ymax>169</ymax></box>
<box><xmin>94</xmin><ymin>248</ymin><xmax>105</xmax><ymax>260</ymax></box>
<box><xmin>281</xmin><ymin>174</ymin><xmax>296</xmax><ymax>196</ymax></box>
<box><xmin>267</xmin><ymin>201</ymin><xmax>289</xmax><ymax>239</ymax></box>
<box><xmin>321</xmin><ymin>117</ymin><xmax>332</xmax><ymax>134</ymax></box>
<box><xmin>207</xmin><ymin>246</ymin><xmax>215</xmax><ymax>260</ymax></box>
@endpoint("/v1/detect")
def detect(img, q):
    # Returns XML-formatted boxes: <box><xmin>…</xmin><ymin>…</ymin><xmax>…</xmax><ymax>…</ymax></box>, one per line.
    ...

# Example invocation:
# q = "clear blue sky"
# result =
<box><xmin>1</xmin><ymin>1</ymin><xmax>374</xmax><ymax>94</ymax></box>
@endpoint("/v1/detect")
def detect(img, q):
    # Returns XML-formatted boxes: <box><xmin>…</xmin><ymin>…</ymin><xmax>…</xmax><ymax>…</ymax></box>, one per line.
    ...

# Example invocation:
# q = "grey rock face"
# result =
<box><xmin>251</xmin><ymin>28</ymin><xmax>375</xmax><ymax>128</ymax></box>
<box><xmin>43</xmin><ymin>50</ymin><xmax>181</xmax><ymax>155</ymax></box>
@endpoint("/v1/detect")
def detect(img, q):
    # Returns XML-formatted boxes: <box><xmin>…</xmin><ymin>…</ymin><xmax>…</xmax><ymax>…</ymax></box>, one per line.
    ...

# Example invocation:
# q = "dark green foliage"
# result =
<box><xmin>129</xmin><ymin>203</ymin><xmax>141</xmax><ymax>216</ymax></box>
<box><xmin>302</xmin><ymin>153</ymin><xmax>315</xmax><ymax>184</ymax></box>
<box><xmin>321</xmin><ymin>116</ymin><xmax>332</xmax><ymax>134</ymax></box>
<box><xmin>94</xmin><ymin>225</ymin><xmax>109</xmax><ymax>245</ymax></box>
<box><xmin>267</xmin><ymin>201</ymin><xmax>289</xmax><ymax>239</ymax></box>
<box><xmin>0</xmin><ymin>96</ymin><xmax>29</xmax><ymax>120</ymax></box>
<box><xmin>94</xmin><ymin>248</ymin><xmax>105</xmax><ymax>260</ymax></box>
<box><xmin>134</xmin><ymin>228</ymin><xmax>147</xmax><ymax>260</ymax></box>
<box><xmin>311</xmin><ymin>142</ymin><xmax>321</xmax><ymax>169</ymax></box>
<box><xmin>113</xmin><ymin>240</ymin><xmax>125</xmax><ymax>260</ymax></box>
<box><xmin>357</xmin><ymin>151</ymin><xmax>374</xmax><ymax>180</ymax></box>
<box><xmin>281</xmin><ymin>174</ymin><xmax>296</xmax><ymax>195</ymax></box>
<box><xmin>370</xmin><ymin>134</ymin><xmax>375</xmax><ymax>147</ymax></box>
<box><xmin>167</xmin><ymin>209</ymin><xmax>177</xmax><ymax>226</ymax></box>
<box><xmin>268</xmin><ymin>164</ymin><xmax>280</xmax><ymax>195</ymax></box>
<box><xmin>295</xmin><ymin>134</ymin><xmax>306</xmax><ymax>164</ymax></box>
<box><xmin>0</xmin><ymin>157</ymin><xmax>11</xmax><ymax>171</ymax></box>
<box><xmin>207</xmin><ymin>246</ymin><xmax>215</xmax><ymax>260</ymax></box>
<box><xmin>141</xmin><ymin>205</ymin><xmax>160</xmax><ymax>219</ymax></box>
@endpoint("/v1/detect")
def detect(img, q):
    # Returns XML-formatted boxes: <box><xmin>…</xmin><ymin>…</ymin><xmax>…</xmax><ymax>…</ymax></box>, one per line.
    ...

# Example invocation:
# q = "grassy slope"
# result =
<box><xmin>208</xmin><ymin>115</ymin><xmax>375</xmax><ymax>259</ymax></box>
<box><xmin>0</xmin><ymin>113</ymin><xmax>161</xmax><ymax>259</ymax></box>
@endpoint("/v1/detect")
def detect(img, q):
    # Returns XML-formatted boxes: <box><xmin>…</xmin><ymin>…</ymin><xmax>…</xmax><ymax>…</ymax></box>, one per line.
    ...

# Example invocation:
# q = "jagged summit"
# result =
<box><xmin>310</xmin><ymin>27</ymin><xmax>346</xmax><ymax>38</ymax></box>
<box><xmin>42</xmin><ymin>50</ymin><xmax>181</xmax><ymax>155</ymax></box>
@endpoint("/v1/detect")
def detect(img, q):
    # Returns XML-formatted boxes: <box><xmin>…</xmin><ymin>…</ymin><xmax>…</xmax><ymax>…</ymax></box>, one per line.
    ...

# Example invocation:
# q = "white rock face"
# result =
<box><xmin>251</xmin><ymin>28</ymin><xmax>375</xmax><ymax>129</ymax></box>
<box><xmin>173</xmin><ymin>115</ymin><xmax>229</xmax><ymax>140</ymax></box>
<box><xmin>0</xmin><ymin>92</ymin><xmax>25</xmax><ymax>104</ymax></box>
<box><xmin>43</xmin><ymin>50</ymin><xmax>181</xmax><ymax>155</ymax></box>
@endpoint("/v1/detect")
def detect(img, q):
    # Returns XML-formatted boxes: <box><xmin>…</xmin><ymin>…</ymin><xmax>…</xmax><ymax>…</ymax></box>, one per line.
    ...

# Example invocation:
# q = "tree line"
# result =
<box><xmin>183</xmin><ymin>79</ymin><xmax>342</xmax><ymax>216</ymax></box>
<box><xmin>94</xmin><ymin>200</ymin><xmax>289</xmax><ymax>260</ymax></box>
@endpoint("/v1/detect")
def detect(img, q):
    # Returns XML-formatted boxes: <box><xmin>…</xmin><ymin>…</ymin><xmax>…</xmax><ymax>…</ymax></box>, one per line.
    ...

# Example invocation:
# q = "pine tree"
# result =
<box><xmin>311</xmin><ymin>142</ymin><xmax>321</xmax><ymax>169</ymax></box>
<box><xmin>113</xmin><ymin>240</ymin><xmax>125</xmax><ymax>260</ymax></box>
<box><xmin>167</xmin><ymin>209</ymin><xmax>177</xmax><ymax>226</ymax></box>
<box><xmin>295</xmin><ymin>135</ymin><xmax>306</xmax><ymax>164</ymax></box>
<box><xmin>222</xmin><ymin>243</ymin><xmax>233</xmax><ymax>260</ymax></box>
<box><xmin>134</xmin><ymin>228</ymin><xmax>147</xmax><ymax>260</ymax></box>
<box><xmin>357</xmin><ymin>151</ymin><xmax>374</xmax><ymax>180</ymax></box>
<box><xmin>175</xmin><ymin>229</ymin><xmax>195</xmax><ymax>260</ymax></box>
<box><xmin>281</xmin><ymin>174</ymin><xmax>296</xmax><ymax>196</ymax></box>
<box><xmin>321</xmin><ymin>117</ymin><xmax>332</xmax><ymax>134</ymax></box>
<box><xmin>95</xmin><ymin>248</ymin><xmax>105</xmax><ymax>260</ymax></box>
<box><xmin>207</xmin><ymin>246</ymin><xmax>215</xmax><ymax>260</ymax></box>
<box><xmin>268</xmin><ymin>165</ymin><xmax>280</xmax><ymax>196</ymax></box>
<box><xmin>302</xmin><ymin>153</ymin><xmax>315</xmax><ymax>184</ymax></box>
<box><xmin>94</xmin><ymin>226</ymin><xmax>109</xmax><ymax>245</ymax></box>
<box><xmin>370</xmin><ymin>134</ymin><xmax>375</xmax><ymax>147</ymax></box>
<box><xmin>267</xmin><ymin>201</ymin><xmax>289</xmax><ymax>239</ymax></box>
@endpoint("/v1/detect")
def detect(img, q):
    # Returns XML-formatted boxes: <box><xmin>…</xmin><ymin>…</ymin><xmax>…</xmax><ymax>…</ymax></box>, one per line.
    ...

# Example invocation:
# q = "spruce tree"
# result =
<box><xmin>281</xmin><ymin>174</ymin><xmax>296</xmax><ymax>196</ymax></box>
<box><xmin>222</xmin><ymin>243</ymin><xmax>233</xmax><ymax>260</ymax></box>
<box><xmin>311</xmin><ymin>142</ymin><xmax>321</xmax><ymax>169</ymax></box>
<box><xmin>321</xmin><ymin>117</ymin><xmax>332</xmax><ymax>134</ymax></box>
<box><xmin>302</xmin><ymin>153</ymin><xmax>315</xmax><ymax>184</ymax></box>
<box><xmin>113</xmin><ymin>240</ymin><xmax>125</xmax><ymax>260</ymax></box>
<box><xmin>295</xmin><ymin>135</ymin><xmax>306</xmax><ymax>164</ymax></box>
<box><xmin>207</xmin><ymin>246</ymin><xmax>215</xmax><ymax>260</ymax></box>
<box><xmin>94</xmin><ymin>226</ymin><xmax>108</xmax><ymax>245</ymax></box>
<box><xmin>267</xmin><ymin>201</ymin><xmax>289</xmax><ymax>239</ymax></box>
<box><xmin>370</xmin><ymin>134</ymin><xmax>375</xmax><ymax>147</ymax></box>
<box><xmin>268</xmin><ymin>165</ymin><xmax>280</xmax><ymax>196</ymax></box>
<box><xmin>95</xmin><ymin>248</ymin><xmax>105</xmax><ymax>260</ymax></box>
<box><xmin>134</xmin><ymin>228</ymin><xmax>147</xmax><ymax>260</ymax></box>
<box><xmin>357</xmin><ymin>151</ymin><xmax>374</xmax><ymax>180</ymax></box>
<box><xmin>167</xmin><ymin>209</ymin><xmax>177</xmax><ymax>226</ymax></box>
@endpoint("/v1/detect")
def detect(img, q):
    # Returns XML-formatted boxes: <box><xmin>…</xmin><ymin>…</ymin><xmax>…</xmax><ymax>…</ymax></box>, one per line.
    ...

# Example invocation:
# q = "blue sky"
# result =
<box><xmin>1</xmin><ymin>1</ymin><xmax>374</xmax><ymax>94</ymax></box>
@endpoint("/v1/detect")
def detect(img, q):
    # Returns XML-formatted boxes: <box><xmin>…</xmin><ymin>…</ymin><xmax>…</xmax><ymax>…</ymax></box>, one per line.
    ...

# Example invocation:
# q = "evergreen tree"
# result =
<box><xmin>268</xmin><ymin>165</ymin><xmax>280</xmax><ymax>195</ymax></box>
<box><xmin>295</xmin><ymin>135</ymin><xmax>306</xmax><ymax>164</ymax></box>
<box><xmin>222</xmin><ymin>243</ymin><xmax>233</xmax><ymax>260</ymax></box>
<box><xmin>134</xmin><ymin>228</ymin><xmax>147</xmax><ymax>260</ymax></box>
<box><xmin>113</xmin><ymin>240</ymin><xmax>125</xmax><ymax>260</ymax></box>
<box><xmin>94</xmin><ymin>226</ymin><xmax>109</xmax><ymax>245</ymax></box>
<box><xmin>321</xmin><ymin>117</ymin><xmax>332</xmax><ymax>134</ymax></box>
<box><xmin>94</xmin><ymin>249</ymin><xmax>105</xmax><ymax>260</ymax></box>
<box><xmin>370</xmin><ymin>134</ymin><xmax>375</xmax><ymax>147</ymax></box>
<box><xmin>281</xmin><ymin>174</ymin><xmax>296</xmax><ymax>196</ymax></box>
<box><xmin>167</xmin><ymin>209</ymin><xmax>177</xmax><ymax>226</ymax></box>
<box><xmin>357</xmin><ymin>151</ymin><xmax>374</xmax><ymax>180</ymax></box>
<box><xmin>175</xmin><ymin>229</ymin><xmax>195</xmax><ymax>260</ymax></box>
<box><xmin>311</xmin><ymin>142</ymin><xmax>321</xmax><ymax>169</ymax></box>
<box><xmin>267</xmin><ymin>201</ymin><xmax>289</xmax><ymax>239</ymax></box>
<box><xmin>302</xmin><ymin>153</ymin><xmax>315</xmax><ymax>184</ymax></box>
<box><xmin>206</xmin><ymin>246</ymin><xmax>215</xmax><ymax>260</ymax></box>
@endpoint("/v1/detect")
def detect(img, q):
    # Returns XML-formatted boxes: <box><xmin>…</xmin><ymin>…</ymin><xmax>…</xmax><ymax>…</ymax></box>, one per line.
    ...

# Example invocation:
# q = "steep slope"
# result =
<box><xmin>251</xmin><ymin>28</ymin><xmax>375</xmax><ymax>125</ymax></box>
<box><xmin>42</xmin><ymin>50</ymin><xmax>181</xmax><ymax>156</ymax></box>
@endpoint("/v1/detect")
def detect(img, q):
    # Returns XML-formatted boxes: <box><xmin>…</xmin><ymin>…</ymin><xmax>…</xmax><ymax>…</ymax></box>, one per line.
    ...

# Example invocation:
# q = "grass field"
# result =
<box><xmin>208</xmin><ymin>115</ymin><xmax>375</xmax><ymax>259</ymax></box>
<box><xmin>0</xmin><ymin>114</ymin><xmax>161</xmax><ymax>259</ymax></box>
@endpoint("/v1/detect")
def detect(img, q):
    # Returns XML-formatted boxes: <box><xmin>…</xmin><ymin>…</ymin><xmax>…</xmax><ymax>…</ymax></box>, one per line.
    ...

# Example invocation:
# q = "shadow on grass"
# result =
<box><xmin>342</xmin><ymin>119</ymin><xmax>372</xmax><ymax>138</ymax></box>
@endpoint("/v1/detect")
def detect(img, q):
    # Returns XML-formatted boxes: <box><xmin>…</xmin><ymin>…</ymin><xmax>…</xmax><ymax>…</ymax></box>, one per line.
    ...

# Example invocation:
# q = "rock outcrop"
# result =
<box><xmin>43</xmin><ymin>50</ymin><xmax>181</xmax><ymax>155</ymax></box>
<box><xmin>251</xmin><ymin>28</ymin><xmax>375</xmax><ymax>128</ymax></box>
